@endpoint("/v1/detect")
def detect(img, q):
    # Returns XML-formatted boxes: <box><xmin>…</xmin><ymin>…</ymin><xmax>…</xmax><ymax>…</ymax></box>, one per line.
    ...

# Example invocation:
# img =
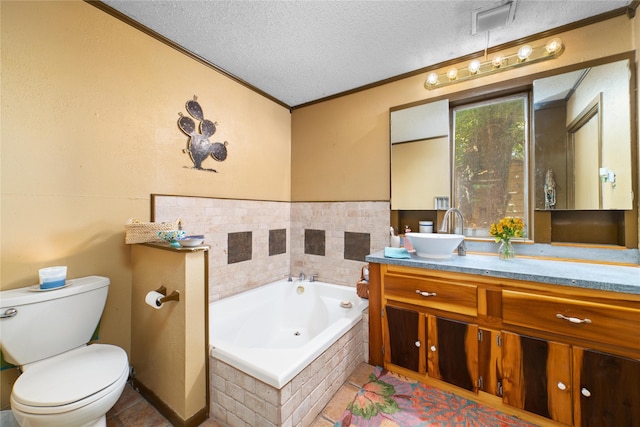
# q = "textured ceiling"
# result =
<box><xmin>101</xmin><ymin>0</ymin><xmax>632</xmax><ymax>108</ymax></box>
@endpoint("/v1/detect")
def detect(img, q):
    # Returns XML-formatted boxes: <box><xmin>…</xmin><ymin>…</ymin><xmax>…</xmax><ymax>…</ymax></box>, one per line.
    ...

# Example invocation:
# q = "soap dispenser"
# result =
<box><xmin>389</xmin><ymin>227</ymin><xmax>400</xmax><ymax>248</ymax></box>
<box><xmin>403</xmin><ymin>225</ymin><xmax>414</xmax><ymax>251</ymax></box>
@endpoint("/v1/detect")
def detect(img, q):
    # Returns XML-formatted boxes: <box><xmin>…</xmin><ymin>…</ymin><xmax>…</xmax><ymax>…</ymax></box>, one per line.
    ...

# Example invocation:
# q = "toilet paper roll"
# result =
<box><xmin>145</xmin><ymin>291</ymin><xmax>164</xmax><ymax>309</ymax></box>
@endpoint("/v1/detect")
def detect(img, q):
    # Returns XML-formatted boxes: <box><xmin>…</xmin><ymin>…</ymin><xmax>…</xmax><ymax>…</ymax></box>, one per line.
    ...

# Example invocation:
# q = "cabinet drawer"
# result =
<box><xmin>384</xmin><ymin>274</ymin><xmax>477</xmax><ymax>317</ymax></box>
<box><xmin>503</xmin><ymin>290</ymin><xmax>640</xmax><ymax>351</ymax></box>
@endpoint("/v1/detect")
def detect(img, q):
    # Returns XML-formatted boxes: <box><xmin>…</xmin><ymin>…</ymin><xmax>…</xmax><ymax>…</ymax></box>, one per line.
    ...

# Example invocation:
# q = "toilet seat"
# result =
<box><xmin>11</xmin><ymin>344</ymin><xmax>128</xmax><ymax>415</ymax></box>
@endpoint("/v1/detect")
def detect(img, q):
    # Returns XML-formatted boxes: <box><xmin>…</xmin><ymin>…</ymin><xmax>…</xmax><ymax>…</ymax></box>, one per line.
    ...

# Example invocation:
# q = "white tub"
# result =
<box><xmin>209</xmin><ymin>279</ymin><xmax>368</xmax><ymax>389</ymax></box>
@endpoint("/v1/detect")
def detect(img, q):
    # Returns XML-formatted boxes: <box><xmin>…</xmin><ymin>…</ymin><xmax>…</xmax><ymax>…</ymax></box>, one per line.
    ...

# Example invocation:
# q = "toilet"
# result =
<box><xmin>0</xmin><ymin>276</ymin><xmax>129</xmax><ymax>427</ymax></box>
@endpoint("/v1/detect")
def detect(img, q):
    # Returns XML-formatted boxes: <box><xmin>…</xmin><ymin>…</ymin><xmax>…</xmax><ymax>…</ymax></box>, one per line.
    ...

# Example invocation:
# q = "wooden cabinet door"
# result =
<box><xmin>478</xmin><ymin>329</ymin><xmax>502</xmax><ymax>396</ymax></box>
<box><xmin>502</xmin><ymin>332</ymin><xmax>572</xmax><ymax>425</ymax></box>
<box><xmin>385</xmin><ymin>305</ymin><xmax>423</xmax><ymax>373</ymax></box>
<box><xmin>427</xmin><ymin>315</ymin><xmax>478</xmax><ymax>391</ymax></box>
<box><xmin>573</xmin><ymin>347</ymin><xmax>640</xmax><ymax>427</ymax></box>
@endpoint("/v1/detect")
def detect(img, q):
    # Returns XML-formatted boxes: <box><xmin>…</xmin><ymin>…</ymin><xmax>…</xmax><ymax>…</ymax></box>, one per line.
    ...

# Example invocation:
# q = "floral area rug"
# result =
<box><xmin>335</xmin><ymin>367</ymin><xmax>538</xmax><ymax>427</ymax></box>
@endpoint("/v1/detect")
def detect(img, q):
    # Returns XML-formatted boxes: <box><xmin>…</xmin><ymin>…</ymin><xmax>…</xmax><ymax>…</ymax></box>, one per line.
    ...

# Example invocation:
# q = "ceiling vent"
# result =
<box><xmin>472</xmin><ymin>1</ymin><xmax>517</xmax><ymax>35</ymax></box>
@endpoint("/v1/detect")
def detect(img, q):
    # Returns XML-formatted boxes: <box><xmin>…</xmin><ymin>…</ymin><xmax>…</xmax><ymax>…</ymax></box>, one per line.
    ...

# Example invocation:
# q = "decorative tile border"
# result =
<box><xmin>152</xmin><ymin>195</ymin><xmax>390</xmax><ymax>301</ymax></box>
<box><xmin>290</xmin><ymin>201</ymin><xmax>390</xmax><ymax>287</ymax></box>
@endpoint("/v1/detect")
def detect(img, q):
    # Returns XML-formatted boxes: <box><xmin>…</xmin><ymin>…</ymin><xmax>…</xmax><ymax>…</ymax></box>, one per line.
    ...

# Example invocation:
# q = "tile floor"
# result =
<box><xmin>106</xmin><ymin>363</ymin><xmax>375</xmax><ymax>427</ymax></box>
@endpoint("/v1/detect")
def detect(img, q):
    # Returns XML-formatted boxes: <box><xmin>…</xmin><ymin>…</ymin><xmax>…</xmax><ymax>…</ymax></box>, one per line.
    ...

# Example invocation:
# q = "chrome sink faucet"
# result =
<box><xmin>439</xmin><ymin>208</ymin><xmax>467</xmax><ymax>256</ymax></box>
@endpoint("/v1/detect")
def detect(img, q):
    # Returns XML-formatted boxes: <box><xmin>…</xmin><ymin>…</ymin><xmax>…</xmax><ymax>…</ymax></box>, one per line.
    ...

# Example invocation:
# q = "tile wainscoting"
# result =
<box><xmin>152</xmin><ymin>196</ymin><xmax>390</xmax><ymax>302</ymax></box>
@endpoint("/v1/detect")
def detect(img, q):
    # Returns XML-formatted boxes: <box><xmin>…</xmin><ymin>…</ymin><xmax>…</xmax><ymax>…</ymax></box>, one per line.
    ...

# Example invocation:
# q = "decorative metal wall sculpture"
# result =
<box><xmin>178</xmin><ymin>95</ymin><xmax>228</xmax><ymax>172</ymax></box>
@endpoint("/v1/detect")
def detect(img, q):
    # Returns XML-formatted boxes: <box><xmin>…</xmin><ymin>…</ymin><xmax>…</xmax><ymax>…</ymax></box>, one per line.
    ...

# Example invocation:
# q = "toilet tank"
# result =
<box><xmin>0</xmin><ymin>276</ymin><xmax>110</xmax><ymax>366</ymax></box>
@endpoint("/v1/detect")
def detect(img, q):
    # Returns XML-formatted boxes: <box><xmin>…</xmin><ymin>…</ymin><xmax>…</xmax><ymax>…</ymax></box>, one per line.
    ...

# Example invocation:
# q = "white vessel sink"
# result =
<box><xmin>406</xmin><ymin>232</ymin><xmax>464</xmax><ymax>259</ymax></box>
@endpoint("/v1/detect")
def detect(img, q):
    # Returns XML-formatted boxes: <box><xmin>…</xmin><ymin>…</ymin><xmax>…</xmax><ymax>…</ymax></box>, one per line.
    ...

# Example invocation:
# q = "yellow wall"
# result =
<box><xmin>1</xmin><ymin>0</ymin><xmax>290</xmax><ymax>378</ymax></box>
<box><xmin>291</xmin><ymin>15</ymin><xmax>637</xmax><ymax>204</ymax></box>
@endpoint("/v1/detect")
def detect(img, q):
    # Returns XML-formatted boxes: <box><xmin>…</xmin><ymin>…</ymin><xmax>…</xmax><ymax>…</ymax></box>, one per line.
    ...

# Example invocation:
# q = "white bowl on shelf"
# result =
<box><xmin>178</xmin><ymin>235</ymin><xmax>205</xmax><ymax>247</ymax></box>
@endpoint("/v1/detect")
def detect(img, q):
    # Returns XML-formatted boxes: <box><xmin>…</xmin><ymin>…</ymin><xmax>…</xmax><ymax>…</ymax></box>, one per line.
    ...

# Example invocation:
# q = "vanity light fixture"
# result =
<box><xmin>425</xmin><ymin>37</ymin><xmax>564</xmax><ymax>90</ymax></box>
<box><xmin>426</xmin><ymin>72</ymin><xmax>439</xmax><ymax>86</ymax></box>
<box><xmin>517</xmin><ymin>44</ymin><xmax>532</xmax><ymax>61</ymax></box>
<box><xmin>468</xmin><ymin>59</ymin><xmax>481</xmax><ymax>74</ymax></box>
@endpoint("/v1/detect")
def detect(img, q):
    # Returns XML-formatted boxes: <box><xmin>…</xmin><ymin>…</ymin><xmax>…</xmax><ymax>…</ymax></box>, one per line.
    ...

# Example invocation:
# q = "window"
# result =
<box><xmin>452</xmin><ymin>93</ymin><xmax>528</xmax><ymax>238</ymax></box>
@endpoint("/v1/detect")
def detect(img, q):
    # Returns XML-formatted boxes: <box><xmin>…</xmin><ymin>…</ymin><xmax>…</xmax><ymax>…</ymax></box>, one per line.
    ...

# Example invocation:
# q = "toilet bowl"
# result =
<box><xmin>0</xmin><ymin>276</ymin><xmax>129</xmax><ymax>427</ymax></box>
<box><xmin>10</xmin><ymin>344</ymin><xmax>129</xmax><ymax>427</ymax></box>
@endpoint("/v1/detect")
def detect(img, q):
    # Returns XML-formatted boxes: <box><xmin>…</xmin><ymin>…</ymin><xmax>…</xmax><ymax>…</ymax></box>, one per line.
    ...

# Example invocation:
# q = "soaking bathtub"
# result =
<box><xmin>209</xmin><ymin>279</ymin><xmax>368</xmax><ymax>389</ymax></box>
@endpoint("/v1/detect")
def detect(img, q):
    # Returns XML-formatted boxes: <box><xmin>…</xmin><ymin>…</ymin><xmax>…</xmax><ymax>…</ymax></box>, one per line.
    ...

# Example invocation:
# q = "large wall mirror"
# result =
<box><xmin>533</xmin><ymin>58</ymin><xmax>633</xmax><ymax>210</ymax></box>
<box><xmin>391</xmin><ymin>56</ymin><xmax>635</xmax><ymax>213</ymax></box>
<box><xmin>390</xmin><ymin>100</ymin><xmax>450</xmax><ymax>210</ymax></box>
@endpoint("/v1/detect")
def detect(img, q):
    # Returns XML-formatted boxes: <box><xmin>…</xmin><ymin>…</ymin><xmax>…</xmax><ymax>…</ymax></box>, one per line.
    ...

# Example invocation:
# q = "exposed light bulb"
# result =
<box><xmin>545</xmin><ymin>38</ymin><xmax>563</xmax><ymax>54</ymax></box>
<box><xmin>425</xmin><ymin>39</ymin><xmax>565</xmax><ymax>90</ymax></box>
<box><xmin>468</xmin><ymin>60</ymin><xmax>481</xmax><ymax>74</ymax></box>
<box><xmin>426</xmin><ymin>72</ymin><xmax>439</xmax><ymax>86</ymax></box>
<box><xmin>517</xmin><ymin>45</ymin><xmax>532</xmax><ymax>61</ymax></box>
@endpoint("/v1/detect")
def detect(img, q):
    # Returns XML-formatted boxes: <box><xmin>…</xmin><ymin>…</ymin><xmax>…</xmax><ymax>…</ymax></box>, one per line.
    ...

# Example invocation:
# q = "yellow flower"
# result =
<box><xmin>490</xmin><ymin>217</ymin><xmax>525</xmax><ymax>242</ymax></box>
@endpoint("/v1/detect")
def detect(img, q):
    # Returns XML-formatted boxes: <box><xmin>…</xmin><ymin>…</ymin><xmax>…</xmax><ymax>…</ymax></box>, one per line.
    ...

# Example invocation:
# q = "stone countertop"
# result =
<box><xmin>366</xmin><ymin>251</ymin><xmax>640</xmax><ymax>295</ymax></box>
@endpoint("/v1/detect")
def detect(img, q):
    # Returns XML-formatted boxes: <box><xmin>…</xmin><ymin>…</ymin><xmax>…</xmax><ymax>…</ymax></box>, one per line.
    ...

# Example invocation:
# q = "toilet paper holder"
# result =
<box><xmin>154</xmin><ymin>285</ymin><xmax>180</xmax><ymax>304</ymax></box>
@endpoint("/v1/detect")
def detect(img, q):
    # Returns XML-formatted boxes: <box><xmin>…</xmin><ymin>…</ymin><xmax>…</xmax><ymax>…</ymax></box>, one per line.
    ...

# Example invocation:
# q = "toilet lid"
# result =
<box><xmin>12</xmin><ymin>344</ymin><xmax>128</xmax><ymax>408</ymax></box>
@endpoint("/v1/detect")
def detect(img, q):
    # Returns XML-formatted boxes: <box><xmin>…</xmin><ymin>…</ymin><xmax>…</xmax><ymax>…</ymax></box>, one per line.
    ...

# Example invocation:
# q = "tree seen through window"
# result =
<box><xmin>453</xmin><ymin>94</ymin><xmax>528</xmax><ymax>238</ymax></box>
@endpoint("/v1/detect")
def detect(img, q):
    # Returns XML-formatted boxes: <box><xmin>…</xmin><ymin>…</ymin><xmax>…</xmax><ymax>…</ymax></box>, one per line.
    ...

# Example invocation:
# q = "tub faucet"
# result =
<box><xmin>439</xmin><ymin>208</ymin><xmax>467</xmax><ymax>256</ymax></box>
<box><xmin>298</xmin><ymin>272</ymin><xmax>306</xmax><ymax>281</ymax></box>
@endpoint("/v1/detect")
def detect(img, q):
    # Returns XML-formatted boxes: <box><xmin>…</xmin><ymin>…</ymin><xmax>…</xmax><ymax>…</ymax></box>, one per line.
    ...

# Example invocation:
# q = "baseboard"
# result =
<box><xmin>131</xmin><ymin>378</ymin><xmax>208</xmax><ymax>427</ymax></box>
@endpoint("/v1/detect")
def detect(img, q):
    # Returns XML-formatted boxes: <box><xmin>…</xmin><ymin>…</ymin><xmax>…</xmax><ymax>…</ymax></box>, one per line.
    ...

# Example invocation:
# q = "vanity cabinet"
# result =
<box><xmin>502</xmin><ymin>287</ymin><xmax>640</xmax><ymax>425</ymax></box>
<box><xmin>385</xmin><ymin>305</ymin><xmax>422</xmax><ymax>372</ymax></box>
<box><xmin>502</xmin><ymin>333</ymin><xmax>640</xmax><ymax>426</ymax></box>
<box><xmin>501</xmin><ymin>332</ymin><xmax>573</xmax><ymax>425</ymax></box>
<box><xmin>477</xmin><ymin>328</ymin><xmax>503</xmax><ymax>397</ymax></box>
<box><xmin>384</xmin><ymin>306</ymin><xmax>479</xmax><ymax>391</ymax></box>
<box><xmin>383</xmin><ymin>269</ymin><xmax>477</xmax><ymax>317</ymax></box>
<box><xmin>502</xmin><ymin>289</ymin><xmax>640</xmax><ymax>355</ymax></box>
<box><xmin>371</xmin><ymin>262</ymin><xmax>640</xmax><ymax>427</ymax></box>
<box><xmin>382</xmin><ymin>267</ymin><xmax>480</xmax><ymax>392</ymax></box>
<box><xmin>427</xmin><ymin>316</ymin><xmax>477</xmax><ymax>391</ymax></box>
<box><xmin>573</xmin><ymin>348</ymin><xmax>640</xmax><ymax>426</ymax></box>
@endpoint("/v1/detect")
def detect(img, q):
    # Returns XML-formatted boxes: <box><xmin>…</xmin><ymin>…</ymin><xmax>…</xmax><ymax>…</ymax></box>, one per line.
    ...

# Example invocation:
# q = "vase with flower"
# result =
<box><xmin>490</xmin><ymin>217</ymin><xmax>525</xmax><ymax>260</ymax></box>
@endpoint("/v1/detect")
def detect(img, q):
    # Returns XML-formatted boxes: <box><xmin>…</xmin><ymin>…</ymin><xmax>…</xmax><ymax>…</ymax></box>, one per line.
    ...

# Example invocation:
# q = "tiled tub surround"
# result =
<box><xmin>210</xmin><ymin>320</ymin><xmax>364</xmax><ymax>427</ymax></box>
<box><xmin>153</xmin><ymin>196</ymin><xmax>291</xmax><ymax>301</ymax></box>
<box><xmin>209</xmin><ymin>279</ymin><xmax>369</xmax><ymax>389</ymax></box>
<box><xmin>290</xmin><ymin>202</ymin><xmax>389</xmax><ymax>287</ymax></box>
<box><xmin>152</xmin><ymin>196</ymin><xmax>390</xmax><ymax>301</ymax></box>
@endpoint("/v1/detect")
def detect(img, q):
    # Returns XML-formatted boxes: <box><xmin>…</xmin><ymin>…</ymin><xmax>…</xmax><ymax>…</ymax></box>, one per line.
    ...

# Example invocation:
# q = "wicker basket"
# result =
<box><xmin>125</xmin><ymin>219</ymin><xmax>181</xmax><ymax>244</ymax></box>
<box><xmin>356</xmin><ymin>280</ymin><xmax>369</xmax><ymax>299</ymax></box>
<box><xmin>356</xmin><ymin>264</ymin><xmax>369</xmax><ymax>299</ymax></box>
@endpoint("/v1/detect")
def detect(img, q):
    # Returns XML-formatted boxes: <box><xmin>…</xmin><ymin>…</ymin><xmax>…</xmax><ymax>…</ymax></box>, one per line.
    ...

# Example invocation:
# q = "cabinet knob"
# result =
<box><xmin>557</xmin><ymin>381</ymin><xmax>567</xmax><ymax>391</ymax></box>
<box><xmin>581</xmin><ymin>388</ymin><xmax>591</xmax><ymax>398</ymax></box>
<box><xmin>416</xmin><ymin>290</ymin><xmax>437</xmax><ymax>297</ymax></box>
<box><xmin>430</xmin><ymin>345</ymin><xmax>437</xmax><ymax>352</ymax></box>
<box><xmin>415</xmin><ymin>341</ymin><xmax>421</xmax><ymax>347</ymax></box>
